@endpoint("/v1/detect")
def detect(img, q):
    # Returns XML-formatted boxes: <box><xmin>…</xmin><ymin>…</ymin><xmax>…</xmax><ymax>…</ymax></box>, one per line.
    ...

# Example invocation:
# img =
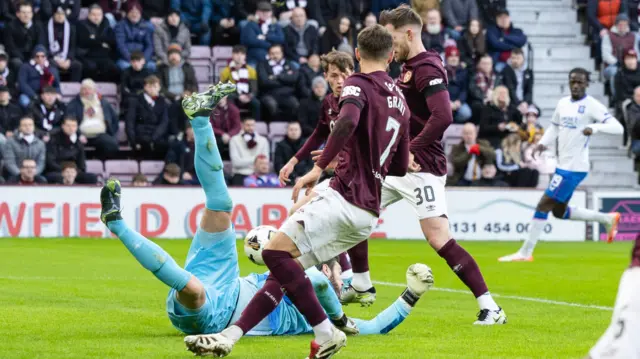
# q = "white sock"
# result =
<box><xmin>312</xmin><ymin>318</ymin><xmax>334</xmax><ymax>344</ymax></box>
<box><xmin>221</xmin><ymin>325</ymin><xmax>244</xmax><ymax>343</ymax></box>
<box><xmin>477</xmin><ymin>292</ymin><xmax>500</xmax><ymax>311</ymax></box>
<box><xmin>568</xmin><ymin>207</ymin><xmax>611</xmax><ymax>224</ymax></box>
<box><xmin>340</xmin><ymin>269</ymin><xmax>353</xmax><ymax>281</ymax></box>
<box><xmin>519</xmin><ymin>219</ymin><xmax>546</xmax><ymax>257</ymax></box>
<box><xmin>352</xmin><ymin>271</ymin><xmax>372</xmax><ymax>291</ymax></box>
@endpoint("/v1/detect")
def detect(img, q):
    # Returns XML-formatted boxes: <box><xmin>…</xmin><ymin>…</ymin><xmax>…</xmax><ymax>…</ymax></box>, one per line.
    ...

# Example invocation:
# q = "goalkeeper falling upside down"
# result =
<box><xmin>99</xmin><ymin>82</ymin><xmax>435</xmax><ymax>350</ymax></box>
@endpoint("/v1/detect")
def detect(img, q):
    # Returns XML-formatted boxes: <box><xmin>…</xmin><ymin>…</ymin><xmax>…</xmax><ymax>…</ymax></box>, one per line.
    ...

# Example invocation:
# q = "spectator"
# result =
<box><xmin>6</xmin><ymin>158</ymin><xmax>47</xmax><ymax>184</ymax></box>
<box><xmin>45</xmin><ymin>7</ymin><xmax>82</xmax><ymax>82</ymax></box>
<box><xmin>469</xmin><ymin>163</ymin><xmax>509</xmax><ymax>187</ymax></box>
<box><xmin>479</xmin><ymin>85</ymin><xmax>522</xmax><ymax>148</ymax></box>
<box><xmin>153</xmin><ymin>9</ymin><xmax>191</xmax><ymax>67</ymax></box>
<box><xmin>3</xmin><ymin>116</ymin><xmax>46</xmax><ymax>180</ymax></box>
<box><xmin>76</xmin><ymin>5</ymin><xmax>119</xmax><ymax>82</ymax></box>
<box><xmin>271</xmin><ymin>0</ymin><xmax>322</xmax><ymax>25</ymax></box>
<box><xmin>219</xmin><ymin>45</ymin><xmax>261</xmax><ymax>121</ymax></box>
<box><xmin>171</xmin><ymin>0</ymin><xmax>211</xmax><ymax>45</ymax></box>
<box><xmin>28</xmin><ymin>86</ymin><xmax>65</xmax><ymax>138</ymax></box>
<box><xmin>299</xmin><ymin>54</ymin><xmax>323</xmax><ymax>98</ymax></box>
<box><xmin>477</xmin><ymin>0</ymin><xmax>505</xmax><ymax>26</ymax></box>
<box><xmin>157</xmin><ymin>44</ymin><xmax>197</xmax><ymax>101</ymax></box>
<box><xmin>495</xmin><ymin>133</ymin><xmax>538</xmax><ymax>187</ymax></box>
<box><xmin>0</xmin><ymin>51</ymin><xmax>18</xmax><ymax>98</ymax></box>
<box><xmin>445</xmin><ymin>46</ymin><xmax>472</xmax><ymax>123</ymax></box>
<box><xmin>274</xmin><ymin>121</ymin><xmax>313</xmax><ymax>185</ymax></box>
<box><xmin>115</xmin><ymin>2</ymin><xmax>155</xmax><ymax>71</ymax></box>
<box><xmin>624</xmin><ymin>0</ymin><xmax>640</xmax><ymax>31</ymax></box>
<box><xmin>60</xmin><ymin>161</ymin><xmax>78</xmax><ymax>185</ymax></box>
<box><xmin>628</xmin><ymin>86</ymin><xmax>640</xmax><ymax>156</ymax></box>
<box><xmin>240</xmin><ymin>2</ymin><xmax>285</xmax><ymax>67</ymax></box>
<box><xmin>421</xmin><ymin>9</ymin><xmax>451</xmax><ymax>55</ymax></box>
<box><xmin>41</xmin><ymin>0</ymin><xmax>81</xmax><ymax>23</ymax></box>
<box><xmin>468</xmin><ymin>54</ymin><xmax>496</xmax><ymax>109</ymax></box>
<box><xmin>284</xmin><ymin>8</ymin><xmax>319</xmax><ymax>66</ymax></box>
<box><xmin>125</xmin><ymin>75</ymin><xmax>169</xmax><ymax>159</ymax></box>
<box><xmin>371</xmin><ymin>0</ymin><xmax>410</xmax><ymax>16</ymax></box>
<box><xmin>244</xmin><ymin>154</ymin><xmax>280</xmax><ymax>187</ymax></box>
<box><xmin>320</xmin><ymin>15</ymin><xmax>354</xmax><ymax>55</ymax></box>
<box><xmin>258</xmin><ymin>44</ymin><xmax>300</xmax><ymax>122</ymax></box>
<box><xmin>120</xmin><ymin>50</ymin><xmax>152</xmax><ymax>108</ymax></box>
<box><xmin>458</xmin><ymin>19</ymin><xmax>485</xmax><ymax>69</ymax></box>
<box><xmin>165</xmin><ymin>122</ymin><xmax>196</xmax><ymax>183</ymax></box>
<box><xmin>449</xmin><ymin>122</ymin><xmax>496</xmax><ymax>185</ymax></box>
<box><xmin>298</xmin><ymin>76</ymin><xmax>326</xmax><ymax>137</ymax></box>
<box><xmin>17</xmin><ymin>45</ymin><xmax>60</xmax><ymax>109</ymax></box>
<box><xmin>5</xmin><ymin>1</ymin><xmax>44</xmax><ymax>72</ymax></box>
<box><xmin>501</xmin><ymin>48</ymin><xmax>533</xmax><ymax>115</ymax></box>
<box><xmin>412</xmin><ymin>0</ymin><xmax>440</xmax><ymax>19</ymax></box>
<box><xmin>153</xmin><ymin>162</ymin><xmax>183</xmax><ymax>185</ymax></box>
<box><xmin>603</xmin><ymin>14</ymin><xmax>639</xmax><ymax>87</ymax></box>
<box><xmin>521</xmin><ymin>126</ymin><xmax>556</xmax><ymax>189</ymax></box>
<box><xmin>442</xmin><ymin>0</ymin><xmax>479</xmax><ymax>39</ymax></box>
<box><xmin>0</xmin><ymin>87</ymin><xmax>22</xmax><ymax>144</ymax></box>
<box><xmin>614</xmin><ymin>49</ymin><xmax>640</xmax><ymax>105</ymax></box>
<box><xmin>168</xmin><ymin>94</ymin><xmax>191</xmax><ymax>136</ymax></box>
<box><xmin>229</xmin><ymin>117</ymin><xmax>269</xmax><ymax>186</ymax></box>
<box><xmin>45</xmin><ymin>116</ymin><xmax>98</xmax><ymax>184</ymax></box>
<box><xmin>518</xmin><ymin>104</ymin><xmax>543</xmax><ymax>143</ymax></box>
<box><xmin>210</xmin><ymin>97</ymin><xmax>241</xmax><ymax>160</ymax></box>
<box><xmin>66</xmin><ymin>79</ymin><xmax>119</xmax><ymax>160</ymax></box>
<box><xmin>363</xmin><ymin>12</ymin><xmax>378</xmax><ymax>28</ymax></box>
<box><xmin>486</xmin><ymin>9</ymin><xmax>527</xmax><ymax>71</ymax></box>
<box><xmin>140</xmin><ymin>0</ymin><xmax>170</xmax><ymax>23</ymax></box>
<box><xmin>212</xmin><ymin>0</ymin><xmax>240</xmax><ymax>46</ymax></box>
<box><xmin>98</xmin><ymin>0</ymin><xmax>128</xmax><ymax>27</ymax></box>
<box><xmin>132</xmin><ymin>172</ymin><xmax>149</xmax><ymax>186</ymax></box>
<box><xmin>587</xmin><ymin>0</ymin><xmax>621</xmax><ymax>40</ymax></box>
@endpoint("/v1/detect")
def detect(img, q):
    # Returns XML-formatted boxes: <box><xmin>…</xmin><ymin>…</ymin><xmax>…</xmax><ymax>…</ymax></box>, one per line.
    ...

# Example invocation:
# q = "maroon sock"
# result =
<box><xmin>437</xmin><ymin>239</ymin><xmax>488</xmax><ymax>298</ymax></box>
<box><xmin>347</xmin><ymin>240</ymin><xmax>369</xmax><ymax>273</ymax></box>
<box><xmin>262</xmin><ymin>249</ymin><xmax>328</xmax><ymax>326</ymax></box>
<box><xmin>234</xmin><ymin>273</ymin><xmax>283</xmax><ymax>333</ymax></box>
<box><xmin>338</xmin><ymin>252</ymin><xmax>352</xmax><ymax>272</ymax></box>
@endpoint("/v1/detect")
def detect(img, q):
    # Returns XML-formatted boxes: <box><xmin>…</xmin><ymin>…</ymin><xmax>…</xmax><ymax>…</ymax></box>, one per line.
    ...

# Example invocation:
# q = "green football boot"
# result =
<box><xmin>182</xmin><ymin>82</ymin><xmax>237</xmax><ymax>119</ymax></box>
<box><xmin>100</xmin><ymin>178</ymin><xmax>123</xmax><ymax>224</ymax></box>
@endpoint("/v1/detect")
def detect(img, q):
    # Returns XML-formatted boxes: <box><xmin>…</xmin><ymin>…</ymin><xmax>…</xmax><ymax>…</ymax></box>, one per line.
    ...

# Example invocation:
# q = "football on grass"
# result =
<box><xmin>244</xmin><ymin>225</ymin><xmax>277</xmax><ymax>265</ymax></box>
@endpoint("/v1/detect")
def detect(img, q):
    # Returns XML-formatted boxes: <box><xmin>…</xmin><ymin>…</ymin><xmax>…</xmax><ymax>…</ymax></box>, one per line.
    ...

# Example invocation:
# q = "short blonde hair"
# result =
<box><xmin>81</xmin><ymin>78</ymin><xmax>97</xmax><ymax>90</ymax></box>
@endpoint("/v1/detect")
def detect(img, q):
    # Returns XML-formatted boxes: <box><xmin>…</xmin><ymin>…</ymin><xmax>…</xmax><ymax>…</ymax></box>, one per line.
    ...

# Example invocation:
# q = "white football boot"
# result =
<box><xmin>306</xmin><ymin>326</ymin><xmax>347</xmax><ymax>359</ymax></box>
<box><xmin>498</xmin><ymin>252</ymin><xmax>533</xmax><ymax>262</ymax></box>
<box><xmin>184</xmin><ymin>332</ymin><xmax>234</xmax><ymax>357</ymax></box>
<box><xmin>474</xmin><ymin>307</ymin><xmax>507</xmax><ymax>325</ymax></box>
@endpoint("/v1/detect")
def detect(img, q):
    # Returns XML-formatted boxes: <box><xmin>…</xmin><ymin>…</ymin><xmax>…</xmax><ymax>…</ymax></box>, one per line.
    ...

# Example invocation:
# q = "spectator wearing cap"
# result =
<box><xmin>45</xmin><ymin>116</ymin><xmax>98</xmax><ymax>184</ymax></box>
<box><xmin>4</xmin><ymin>1</ymin><xmax>45</xmax><ymax>72</ymax></box>
<box><xmin>257</xmin><ymin>44</ymin><xmax>301</xmax><ymax>122</ymax></box>
<box><xmin>241</xmin><ymin>1</ymin><xmax>285</xmax><ymax>67</ymax></box>
<box><xmin>98</xmin><ymin>0</ymin><xmax>128</xmax><ymax>27</ymax></box>
<box><xmin>229</xmin><ymin>117</ymin><xmax>270</xmax><ymax>186</ymax></box>
<box><xmin>486</xmin><ymin>8</ymin><xmax>527</xmax><ymax>72</ymax></box>
<box><xmin>602</xmin><ymin>14</ymin><xmax>639</xmax><ymax>83</ymax></box>
<box><xmin>210</xmin><ymin>96</ymin><xmax>241</xmax><ymax>161</ymax></box>
<box><xmin>299</xmin><ymin>54</ymin><xmax>322</xmax><ymax>99</ymax></box>
<box><xmin>441</xmin><ymin>0</ymin><xmax>479</xmax><ymax>40</ymax></box>
<box><xmin>0</xmin><ymin>50</ymin><xmax>18</xmax><ymax>98</ymax></box>
<box><xmin>153</xmin><ymin>162</ymin><xmax>184</xmax><ymax>185</ymax></box>
<box><xmin>500</xmin><ymin>48</ymin><xmax>533</xmax><ymax>115</ymax></box>
<box><xmin>0</xmin><ymin>86</ymin><xmax>22</xmax><ymax>144</ymax></box>
<box><xmin>45</xmin><ymin>6</ymin><xmax>83</xmax><ymax>82</ymax></box>
<box><xmin>6</xmin><ymin>158</ymin><xmax>47</xmax><ymax>185</ymax></box>
<box><xmin>170</xmin><ymin>0</ymin><xmax>212</xmax><ymax>45</ymax></box>
<box><xmin>220</xmin><ymin>45</ymin><xmax>261</xmax><ymax>121</ymax></box>
<box><xmin>153</xmin><ymin>9</ymin><xmax>191</xmax><ymax>67</ymax></box>
<box><xmin>3</xmin><ymin>115</ymin><xmax>46</xmax><ymax>181</ymax></box>
<box><xmin>41</xmin><ymin>0</ymin><xmax>81</xmax><ymax>23</ymax></box>
<box><xmin>444</xmin><ymin>46</ymin><xmax>472</xmax><ymax>123</ymax></box>
<box><xmin>212</xmin><ymin>0</ymin><xmax>240</xmax><ymax>46</ymax></box>
<box><xmin>165</xmin><ymin>123</ymin><xmax>197</xmax><ymax>183</ymax></box>
<box><xmin>614</xmin><ymin>49</ymin><xmax>640</xmax><ymax>105</ymax></box>
<box><xmin>157</xmin><ymin>44</ymin><xmax>197</xmax><ymax>101</ymax></box>
<box><xmin>421</xmin><ymin>9</ymin><xmax>451</xmax><ymax>55</ymax></box>
<box><xmin>458</xmin><ymin>19</ymin><xmax>486</xmax><ymax>69</ymax></box>
<box><xmin>274</xmin><ymin>121</ymin><xmax>313</xmax><ymax>185</ymax></box>
<box><xmin>449</xmin><ymin>122</ymin><xmax>496</xmax><ymax>186</ymax></box>
<box><xmin>125</xmin><ymin>75</ymin><xmax>170</xmax><ymax>159</ymax></box>
<box><xmin>77</xmin><ymin>5</ymin><xmax>119</xmax><ymax>82</ymax></box>
<box><xmin>298</xmin><ymin>76</ymin><xmax>326</xmax><ymax>137</ymax></box>
<box><xmin>120</xmin><ymin>50</ymin><xmax>152</xmax><ymax>109</ymax></box>
<box><xmin>244</xmin><ymin>154</ymin><xmax>281</xmax><ymax>187</ymax></box>
<box><xmin>66</xmin><ymin>79</ymin><xmax>119</xmax><ymax>160</ymax></box>
<box><xmin>17</xmin><ymin>45</ymin><xmax>60</xmax><ymax>109</ymax></box>
<box><xmin>115</xmin><ymin>2</ymin><xmax>156</xmax><ymax>71</ymax></box>
<box><xmin>283</xmin><ymin>8</ymin><xmax>320</xmax><ymax>66</ymax></box>
<box><xmin>28</xmin><ymin>85</ymin><xmax>65</xmax><ymax>138</ymax></box>
<box><xmin>518</xmin><ymin>104</ymin><xmax>543</xmax><ymax>143</ymax></box>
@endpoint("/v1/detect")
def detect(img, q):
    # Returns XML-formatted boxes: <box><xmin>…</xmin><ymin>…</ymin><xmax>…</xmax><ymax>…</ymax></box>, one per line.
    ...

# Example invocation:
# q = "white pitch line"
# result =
<box><xmin>373</xmin><ymin>280</ymin><xmax>614</xmax><ymax>311</ymax></box>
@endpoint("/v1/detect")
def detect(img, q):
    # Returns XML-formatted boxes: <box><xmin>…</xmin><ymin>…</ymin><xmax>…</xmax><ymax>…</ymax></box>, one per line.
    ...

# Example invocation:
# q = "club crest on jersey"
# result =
<box><xmin>403</xmin><ymin>70</ymin><xmax>412</xmax><ymax>83</ymax></box>
<box><xmin>578</xmin><ymin>105</ymin><xmax>585</xmax><ymax>114</ymax></box>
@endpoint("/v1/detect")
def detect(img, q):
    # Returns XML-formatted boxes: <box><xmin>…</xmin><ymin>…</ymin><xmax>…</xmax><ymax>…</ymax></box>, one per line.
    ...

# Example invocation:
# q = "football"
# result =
<box><xmin>244</xmin><ymin>225</ymin><xmax>277</xmax><ymax>265</ymax></box>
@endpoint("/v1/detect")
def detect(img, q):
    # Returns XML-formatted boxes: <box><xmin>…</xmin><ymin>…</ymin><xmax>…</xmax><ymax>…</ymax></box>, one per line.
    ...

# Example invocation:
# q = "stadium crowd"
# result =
<box><xmin>0</xmin><ymin>0</ymin><xmax>551</xmax><ymax>188</ymax></box>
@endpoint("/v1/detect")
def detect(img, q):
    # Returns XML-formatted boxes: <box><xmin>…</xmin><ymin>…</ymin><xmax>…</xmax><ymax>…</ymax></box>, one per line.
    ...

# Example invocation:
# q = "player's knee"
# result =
<box><xmin>551</xmin><ymin>206</ymin><xmax>567</xmax><ymax>219</ymax></box>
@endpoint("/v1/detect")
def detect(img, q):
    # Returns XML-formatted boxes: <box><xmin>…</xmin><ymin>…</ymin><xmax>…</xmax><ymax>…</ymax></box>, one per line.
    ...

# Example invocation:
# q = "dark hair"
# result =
<box><xmin>232</xmin><ymin>45</ymin><xmax>247</xmax><ymax>54</ymax></box>
<box><xmin>88</xmin><ymin>4</ymin><xmax>102</xmax><ymax>12</ymax></box>
<box><xmin>132</xmin><ymin>173</ymin><xmax>148</xmax><ymax>183</ymax></box>
<box><xmin>320</xmin><ymin>50</ymin><xmax>355</xmax><ymax>73</ymax></box>
<box><xmin>144</xmin><ymin>75</ymin><xmax>160</xmax><ymax>86</ymax></box>
<box><xmin>61</xmin><ymin>161</ymin><xmax>77</xmax><ymax>171</ymax></box>
<box><xmin>569</xmin><ymin>67</ymin><xmax>591</xmax><ymax>82</ymax></box>
<box><xmin>19</xmin><ymin>115</ymin><xmax>34</xmax><ymax>124</ymax></box>
<box><xmin>315</xmin><ymin>257</ymin><xmax>339</xmax><ymax>272</ymax></box>
<box><xmin>243</xmin><ymin>117</ymin><xmax>256</xmax><ymax>123</ymax></box>
<box><xmin>41</xmin><ymin>86</ymin><xmax>57</xmax><ymax>94</ymax></box>
<box><xmin>511</xmin><ymin>48</ymin><xmax>524</xmax><ymax>56</ymax></box>
<box><xmin>163</xmin><ymin>163</ymin><xmax>181</xmax><ymax>176</ymax></box>
<box><xmin>356</xmin><ymin>24</ymin><xmax>394</xmax><ymax>61</ymax></box>
<box><xmin>62</xmin><ymin>116</ymin><xmax>78</xmax><ymax>124</ymax></box>
<box><xmin>16</xmin><ymin>1</ymin><xmax>33</xmax><ymax>12</ymax></box>
<box><xmin>130</xmin><ymin>51</ymin><xmax>145</xmax><ymax>61</ymax></box>
<box><xmin>379</xmin><ymin>6</ymin><xmax>423</xmax><ymax>29</ymax></box>
<box><xmin>268</xmin><ymin>43</ymin><xmax>283</xmax><ymax>52</ymax></box>
<box><xmin>287</xmin><ymin>121</ymin><xmax>300</xmax><ymax>128</ymax></box>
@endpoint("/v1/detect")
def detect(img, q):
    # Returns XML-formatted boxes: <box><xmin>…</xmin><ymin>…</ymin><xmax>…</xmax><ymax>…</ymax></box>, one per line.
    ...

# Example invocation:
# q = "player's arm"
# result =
<box><xmin>538</xmin><ymin>105</ymin><xmax>560</xmax><ymax>150</ymax></box>
<box><xmin>387</xmin><ymin>126</ymin><xmax>410</xmax><ymax>177</ymax></box>
<box><xmin>585</xmin><ymin>100</ymin><xmax>624</xmax><ymax>135</ymax></box>
<box><xmin>316</xmin><ymin>101</ymin><xmax>362</xmax><ymax>169</ymax></box>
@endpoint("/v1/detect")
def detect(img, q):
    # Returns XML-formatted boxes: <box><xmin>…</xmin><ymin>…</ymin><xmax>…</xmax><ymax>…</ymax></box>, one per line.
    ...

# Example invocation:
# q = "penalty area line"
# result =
<box><xmin>373</xmin><ymin>280</ymin><xmax>613</xmax><ymax>311</ymax></box>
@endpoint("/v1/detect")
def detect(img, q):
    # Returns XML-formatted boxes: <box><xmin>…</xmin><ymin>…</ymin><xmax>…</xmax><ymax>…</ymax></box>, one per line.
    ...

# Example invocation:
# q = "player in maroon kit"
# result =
<box><xmin>349</xmin><ymin>6</ymin><xmax>505</xmax><ymax>325</ymax></box>
<box><xmin>181</xmin><ymin>25</ymin><xmax>430</xmax><ymax>359</ymax></box>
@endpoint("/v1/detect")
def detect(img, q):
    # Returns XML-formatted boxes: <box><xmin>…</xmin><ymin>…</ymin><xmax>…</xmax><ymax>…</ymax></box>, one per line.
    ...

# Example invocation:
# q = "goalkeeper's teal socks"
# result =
<box><xmin>108</xmin><ymin>219</ymin><xmax>191</xmax><ymax>291</ymax></box>
<box><xmin>354</xmin><ymin>298</ymin><xmax>411</xmax><ymax>335</ymax></box>
<box><xmin>307</xmin><ymin>268</ymin><xmax>344</xmax><ymax>320</ymax></box>
<box><xmin>191</xmin><ymin>115</ymin><xmax>233</xmax><ymax>212</ymax></box>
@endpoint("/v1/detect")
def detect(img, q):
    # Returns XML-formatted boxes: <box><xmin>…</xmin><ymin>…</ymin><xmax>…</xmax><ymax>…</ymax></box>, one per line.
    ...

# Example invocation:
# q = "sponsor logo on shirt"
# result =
<box><xmin>429</xmin><ymin>78</ymin><xmax>443</xmax><ymax>86</ymax></box>
<box><xmin>402</xmin><ymin>70</ymin><xmax>412</xmax><ymax>83</ymax></box>
<box><xmin>341</xmin><ymin>86</ymin><xmax>361</xmax><ymax>97</ymax></box>
<box><xmin>578</xmin><ymin>105</ymin><xmax>585</xmax><ymax>114</ymax></box>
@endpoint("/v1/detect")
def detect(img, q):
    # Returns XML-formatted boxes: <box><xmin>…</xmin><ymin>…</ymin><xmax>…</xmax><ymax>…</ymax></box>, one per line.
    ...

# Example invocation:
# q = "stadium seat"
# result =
<box><xmin>255</xmin><ymin>122</ymin><xmax>268</xmax><ymax>136</ymax></box>
<box><xmin>140</xmin><ymin>161</ymin><xmax>165</xmax><ymax>176</ymax></box>
<box><xmin>222</xmin><ymin>160</ymin><xmax>232</xmax><ymax>175</ymax></box>
<box><xmin>78</xmin><ymin>7</ymin><xmax>88</xmax><ymax>21</ymax></box>
<box><xmin>190</xmin><ymin>46</ymin><xmax>212</xmax><ymax>60</ymax></box>
<box><xmin>194</xmin><ymin>65</ymin><xmax>212</xmax><ymax>83</ymax></box>
<box><xmin>212</xmin><ymin>46</ymin><xmax>232</xmax><ymax>60</ymax></box>
<box><xmin>86</xmin><ymin>160</ymin><xmax>104</xmax><ymax>176</ymax></box>
<box><xmin>117</xmin><ymin>121</ymin><xmax>127</xmax><ymax>144</ymax></box>
<box><xmin>60</xmin><ymin>82</ymin><xmax>81</xmax><ymax>102</ymax></box>
<box><xmin>198</xmin><ymin>84</ymin><xmax>209</xmax><ymax>92</ymax></box>
<box><xmin>105</xmin><ymin>160</ymin><xmax>139</xmax><ymax>180</ymax></box>
<box><xmin>269</xmin><ymin>122</ymin><xmax>288</xmax><ymax>137</ymax></box>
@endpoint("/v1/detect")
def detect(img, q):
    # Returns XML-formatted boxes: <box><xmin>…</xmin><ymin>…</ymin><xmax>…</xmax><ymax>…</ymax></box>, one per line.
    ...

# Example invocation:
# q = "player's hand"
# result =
<box><xmin>583</xmin><ymin>127</ymin><xmax>593</xmax><ymax>136</ymax></box>
<box><xmin>279</xmin><ymin>158</ymin><xmax>298</xmax><ymax>186</ymax></box>
<box><xmin>408</xmin><ymin>152</ymin><xmax>421</xmax><ymax>172</ymax></box>
<box><xmin>333</xmin><ymin>316</ymin><xmax>360</xmax><ymax>336</ymax></box>
<box><xmin>292</xmin><ymin>166</ymin><xmax>322</xmax><ymax>202</ymax></box>
<box><xmin>312</xmin><ymin>149</ymin><xmax>339</xmax><ymax>170</ymax></box>
<box><xmin>406</xmin><ymin>263</ymin><xmax>434</xmax><ymax>297</ymax></box>
<box><xmin>532</xmin><ymin>144</ymin><xmax>547</xmax><ymax>159</ymax></box>
<box><xmin>311</xmin><ymin>149</ymin><xmax>323</xmax><ymax>162</ymax></box>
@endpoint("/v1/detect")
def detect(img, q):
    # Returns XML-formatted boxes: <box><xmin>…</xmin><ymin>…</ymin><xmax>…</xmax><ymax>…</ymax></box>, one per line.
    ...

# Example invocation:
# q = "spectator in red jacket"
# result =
<box><xmin>210</xmin><ymin>97</ymin><xmax>241</xmax><ymax>161</ymax></box>
<box><xmin>243</xmin><ymin>154</ymin><xmax>281</xmax><ymax>187</ymax></box>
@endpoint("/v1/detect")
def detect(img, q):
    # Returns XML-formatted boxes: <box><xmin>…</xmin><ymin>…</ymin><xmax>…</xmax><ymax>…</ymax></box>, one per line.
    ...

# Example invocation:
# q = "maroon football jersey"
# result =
<box><xmin>294</xmin><ymin>94</ymin><xmax>339</xmax><ymax>161</ymax></box>
<box><xmin>320</xmin><ymin>71</ymin><xmax>411</xmax><ymax>216</ymax></box>
<box><xmin>632</xmin><ymin>233</ymin><xmax>640</xmax><ymax>267</ymax></box>
<box><xmin>397</xmin><ymin>50</ymin><xmax>451</xmax><ymax>176</ymax></box>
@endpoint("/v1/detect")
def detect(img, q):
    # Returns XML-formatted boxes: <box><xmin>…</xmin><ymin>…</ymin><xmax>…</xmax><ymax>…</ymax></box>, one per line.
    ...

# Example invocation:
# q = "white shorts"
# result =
<box><xmin>589</xmin><ymin>267</ymin><xmax>640</xmax><ymax>359</ymax></box>
<box><xmin>280</xmin><ymin>186</ymin><xmax>378</xmax><ymax>269</ymax></box>
<box><xmin>312</xmin><ymin>177</ymin><xmax>331</xmax><ymax>193</ymax></box>
<box><xmin>381</xmin><ymin>172</ymin><xmax>448</xmax><ymax>219</ymax></box>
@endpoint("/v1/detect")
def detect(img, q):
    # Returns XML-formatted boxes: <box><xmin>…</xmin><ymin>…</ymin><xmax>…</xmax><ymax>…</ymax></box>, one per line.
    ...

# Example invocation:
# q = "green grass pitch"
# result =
<box><xmin>0</xmin><ymin>238</ymin><xmax>632</xmax><ymax>359</ymax></box>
